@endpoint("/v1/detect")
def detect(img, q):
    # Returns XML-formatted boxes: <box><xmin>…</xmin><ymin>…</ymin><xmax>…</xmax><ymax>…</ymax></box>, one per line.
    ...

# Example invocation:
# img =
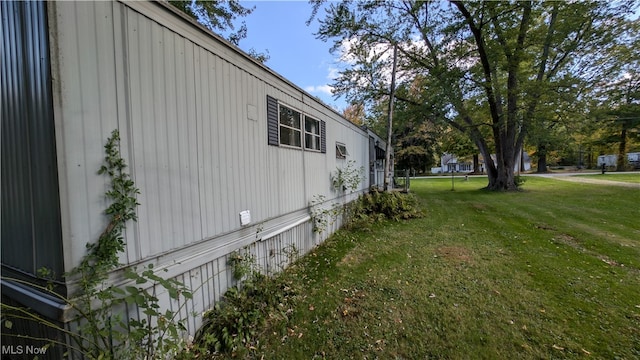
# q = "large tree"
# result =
<box><xmin>312</xmin><ymin>0</ymin><xmax>636</xmax><ymax>190</ymax></box>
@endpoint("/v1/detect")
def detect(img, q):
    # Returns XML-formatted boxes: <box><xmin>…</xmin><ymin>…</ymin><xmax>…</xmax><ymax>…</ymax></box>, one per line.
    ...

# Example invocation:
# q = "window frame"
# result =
<box><xmin>336</xmin><ymin>142</ymin><xmax>349</xmax><ymax>159</ymax></box>
<box><xmin>304</xmin><ymin>115</ymin><xmax>322</xmax><ymax>152</ymax></box>
<box><xmin>278</xmin><ymin>103</ymin><xmax>303</xmax><ymax>148</ymax></box>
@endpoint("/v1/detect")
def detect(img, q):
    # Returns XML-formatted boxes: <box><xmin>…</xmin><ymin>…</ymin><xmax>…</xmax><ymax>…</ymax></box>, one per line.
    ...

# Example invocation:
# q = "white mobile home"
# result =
<box><xmin>597</xmin><ymin>153</ymin><xmax>640</xmax><ymax>169</ymax></box>
<box><xmin>1</xmin><ymin>1</ymin><xmax>389</xmax><ymax>355</ymax></box>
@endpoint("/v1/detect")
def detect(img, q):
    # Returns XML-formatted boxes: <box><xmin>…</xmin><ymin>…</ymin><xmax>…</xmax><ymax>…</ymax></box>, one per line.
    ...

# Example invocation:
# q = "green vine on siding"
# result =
<box><xmin>72</xmin><ymin>129</ymin><xmax>140</xmax><ymax>292</ymax></box>
<box><xmin>309</xmin><ymin>194</ymin><xmax>340</xmax><ymax>234</ymax></box>
<box><xmin>331</xmin><ymin>160</ymin><xmax>364</xmax><ymax>193</ymax></box>
<box><xmin>310</xmin><ymin>162</ymin><xmax>365</xmax><ymax>233</ymax></box>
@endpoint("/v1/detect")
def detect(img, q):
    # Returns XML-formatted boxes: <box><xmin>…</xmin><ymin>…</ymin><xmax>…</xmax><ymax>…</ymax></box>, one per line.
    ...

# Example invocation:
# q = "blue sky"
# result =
<box><xmin>234</xmin><ymin>1</ymin><xmax>348</xmax><ymax>111</ymax></box>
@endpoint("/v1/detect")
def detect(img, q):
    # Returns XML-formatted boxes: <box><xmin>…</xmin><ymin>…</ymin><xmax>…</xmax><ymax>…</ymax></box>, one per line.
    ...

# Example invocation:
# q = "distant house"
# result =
<box><xmin>1</xmin><ymin>1</ymin><xmax>390</xmax><ymax>355</ymax></box>
<box><xmin>430</xmin><ymin>153</ymin><xmax>473</xmax><ymax>174</ymax></box>
<box><xmin>598</xmin><ymin>153</ymin><xmax>640</xmax><ymax>168</ymax></box>
<box><xmin>431</xmin><ymin>152</ymin><xmax>530</xmax><ymax>174</ymax></box>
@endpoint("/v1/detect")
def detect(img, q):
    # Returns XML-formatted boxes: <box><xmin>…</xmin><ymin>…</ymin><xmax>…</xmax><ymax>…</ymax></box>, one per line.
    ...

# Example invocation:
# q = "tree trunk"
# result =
<box><xmin>617</xmin><ymin>125</ymin><xmax>627</xmax><ymax>171</ymax></box>
<box><xmin>383</xmin><ymin>44</ymin><xmax>397</xmax><ymax>191</ymax></box>
<box><xmin>473</xmin><ymin>154</ymin><xmax>480</xmax><ymax>173</ymax></box>
<box><xmin>537</xmin><ymin>144</ymin><xmax>548</xmax><ymax>173</ymax></box>
<box><xmin>486</xmin><ymin>150</ymin><xmax>517</xmax><ymax>191</ymax></box>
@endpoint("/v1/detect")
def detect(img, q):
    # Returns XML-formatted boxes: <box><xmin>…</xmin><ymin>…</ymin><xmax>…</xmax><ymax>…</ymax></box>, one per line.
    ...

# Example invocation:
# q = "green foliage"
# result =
<box><xmin>514</xmin><ymin>175</ymin><xmax>527</xmax><ymax>187</ymax></box>
<box><xmin>309</xmin><ymin>194</ymin><xmax>341</xmax><ymax>234</ymax></box>
<box><xmin>168</xmin><ymin>0</ymin><xmax>252</xmax><ymax>44</ymax></box>
<box><xmin>120</xmin><ymin>265</ymin><xmax>193</xmax><ymax>359</ymax></box>
<box><xmin>168</xmin><ymin>0</ymin><xmax>269</xmax><ymax>62</ymax></box>
<box><xmin>1</xmin><ymin>130</ymin><xmax>191</xmax><ymax>359</ymax></box>
<box><xmin>227</xmin><ymin>250</ymin><xmax>257</xmax><ymax>281</ymax></box>
<box><xmin>311</xmin><ymin>161</ymin><xmax>365</xmax><ymax>234</ymax></box>
<box><xmin>74</xmin><ymin>129</ymin><xmax>140</xmax><ymax>293</ymax></box>
<box><xmin>192</xmin><ymin>251</ymin><xmax>298</xmax><ymax>357</ymax></box>
<box><xmin>345</xmin><ymin>189</ymin><xmax>423</xmax><ymax>227</ymax></box>
<box><xmin>331</xmin><ymin>160</ymin><xmax>364</xmax><ymax>193</ymax></box>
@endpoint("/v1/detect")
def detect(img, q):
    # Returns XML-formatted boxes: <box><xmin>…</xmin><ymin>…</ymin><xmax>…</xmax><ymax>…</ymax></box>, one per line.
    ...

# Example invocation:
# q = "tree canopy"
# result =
<box><xmin>312</xmin><ymin>0</ymin><xmax>638</xmax><ymax>190</ymax></box>
<box><xmin>169</xmin><ymin>0</ymin><xmax>269</xmax><ymax>62</ymax></box>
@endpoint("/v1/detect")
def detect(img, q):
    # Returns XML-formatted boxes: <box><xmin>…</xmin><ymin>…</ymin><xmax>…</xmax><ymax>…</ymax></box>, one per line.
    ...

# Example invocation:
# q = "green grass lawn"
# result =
<box><xmin>241</xmin><ymin>177</ymin><xmax>640</xmax><ymax>359</ymax></box>
<box><xmin>576</xmin><ymin>173</ymin><xmax>640</xmax><ymax>183</ymax></box>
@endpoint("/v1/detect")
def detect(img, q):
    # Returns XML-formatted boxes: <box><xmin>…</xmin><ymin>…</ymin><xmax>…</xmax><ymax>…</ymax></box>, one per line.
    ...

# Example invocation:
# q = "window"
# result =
<box><xmin>305</xmin><ymin>116</ymin><xmax>321</xmax><ymax>151</ymax></box>
<box><xmin>267</xmin><ymin>95</ymin><xmax>326</xmax><ymax>153</ymax></box>
<box><xmin>279</xmin><ymin>104</ymin><xmax>302</xmax><ymax>147</ymax></box>
<box><xmin>336</xmin><ymin>142</ymin><xmax>349</xmax><ymax>159</ymax></box>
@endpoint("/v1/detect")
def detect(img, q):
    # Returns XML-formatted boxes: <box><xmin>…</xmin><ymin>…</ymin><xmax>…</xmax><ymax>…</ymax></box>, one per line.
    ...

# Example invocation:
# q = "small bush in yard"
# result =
<box><xmin>345</xmin><ymin>189</ymin><xmax>423</xmax><ymax>227</ymax></box>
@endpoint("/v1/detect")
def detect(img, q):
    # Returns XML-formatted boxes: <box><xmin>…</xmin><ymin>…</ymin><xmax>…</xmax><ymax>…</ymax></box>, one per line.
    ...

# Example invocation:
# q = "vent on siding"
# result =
<box><xmin>266</xmin><ymin>95</ymin><xmax>279</xmax><ymax>146</ymax></box>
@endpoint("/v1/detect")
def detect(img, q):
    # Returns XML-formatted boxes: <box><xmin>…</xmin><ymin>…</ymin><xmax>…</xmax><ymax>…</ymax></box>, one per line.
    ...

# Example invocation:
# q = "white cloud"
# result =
<box><xmin>305</xmin><ymin>84</ymin><xmax>334</xmax><ymax>96</ymax></box>
<box><xmin>327</xmin><ymin>66</ymin><xmax>340</xmax><ymax>80</ymax></box>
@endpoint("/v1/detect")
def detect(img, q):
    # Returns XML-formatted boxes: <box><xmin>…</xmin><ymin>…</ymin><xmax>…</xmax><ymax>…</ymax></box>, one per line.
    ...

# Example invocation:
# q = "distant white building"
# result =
<box><xmin>598</xmin><ymin>152</ymin><xmax>640</xmax><ymax>168</ymax></box>
<box><xmin>431</xmin><ymin>152</ymin><xmax>530</xmax><ymax>174</ymax></box>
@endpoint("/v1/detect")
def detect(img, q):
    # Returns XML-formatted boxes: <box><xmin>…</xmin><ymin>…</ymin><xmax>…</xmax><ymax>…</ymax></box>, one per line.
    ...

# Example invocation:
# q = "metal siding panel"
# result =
<box><xmin>202</xmin><ymin>52</ymin><xmax>218</xmax><ymax>236</ymax></box>
<box><xmin>205</xmin><ymin>55</ymin><xmax>220</xmax><ymax>235</ymax></box>
<box><xmin>153</xmin><ymin>23</ymin><xmax>173</xmax><ymax>254</ymax></box>
<box><xmin>254</xmin><ymin>80</ymin><xmax>269</xmax><ymax>221</ymax></box>
<box><xmin>227</xmin><ymin>60</ymin><xmax>240</xmax><ymax>231</ymax></box>
<box><xmin>2</xmin><ymin>6</ymin><xmax>25</xmax><ymax>269</ymax></box>
<box><xmin>130</xmin><ymin>12</ymin><xmax>159</xmax><ymax>259</ymax></box>
<box><xmin>180</xmin><ymin>39</ymin><xmax>203</xmax><ymax>249</ymax></box>
<box><xmin>196</xmin><ymin>47</ymin><xmax>209</xmax><ymax>238</ymax></box>
<box><xmin>227</xmin><ymin>61</ymin><xmax>240</xmax><ymax>229</ymax></box>
<box><xmin>1</xmin><ymin>1</ymin><xmax>64</xmax><ymax>278</ymax></box>
<box><xmin>54</xmin><ymin>1</ymin><xmax>124</xmax><ymax>268</ymax></box>
<box><xmin>77</xmin><ymin>1</ymin><xmax>113</xmax><ymax>236</ymax></box>
<box><xmin>194</xmin><ymin>46</ymin><xmax>206</xmax><ymax>241</ymax></box>
<box><xmin>123</xmin><ymin>12</ymin><xmax>207</xmax><ymax>257</ymax></box>
<box><xmin>236</xmin><ymin>68</ymin><xmax>248</xmax><ymax>213</ymax></box>
<box><xmin>217</xmin><ymin>57</ymin><xmax>232</xmax><ymax>232</ymax></box>
<box><xmin>1</xmin><ymin>1</ymin><xmax>33</xmax><ymax>272</ymax></box>
<box><xmin>111</xmin><ymin>1</ymin><xmax>141</xmax><ymax>264</ymax></box>
<box><xmin>26</xmin><ymin>1</ymin><xmax>62</xmax><ymax>274</ymax></box>
<box><xmin>163</xmin><ymin>27</ymin><xmax>180</xmax><ymax>249</ymax></box>
<box><xmin>126</xmin><ymin>10</ymin><xmax>151</xmax><ymax>259</ymax></box>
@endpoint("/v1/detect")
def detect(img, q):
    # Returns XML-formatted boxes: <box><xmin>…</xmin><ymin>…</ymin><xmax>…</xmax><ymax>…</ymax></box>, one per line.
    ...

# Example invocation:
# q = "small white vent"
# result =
<box><xmin>239</xmin><ymin>210</ymin><xmax>251</xmax><ymax>226</ymax></box>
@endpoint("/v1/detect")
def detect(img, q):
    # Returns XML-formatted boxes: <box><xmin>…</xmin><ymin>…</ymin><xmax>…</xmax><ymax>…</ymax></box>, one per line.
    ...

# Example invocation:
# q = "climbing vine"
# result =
<box><xmin>72</xmin><ymin>129</ymin><xmax>140</xmax><ymax>292</ymax></box>
<box><xmin>331</xmin><ymin>160</ymin><xmax>365</xmax><ymax>193</ymax></box>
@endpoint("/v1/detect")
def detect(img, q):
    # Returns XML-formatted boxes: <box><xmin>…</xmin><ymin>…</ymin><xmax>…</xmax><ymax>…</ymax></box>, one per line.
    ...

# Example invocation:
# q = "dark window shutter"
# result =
<box><xmin>320</xmin><ymin>120</ymin><xmax>326</xmax><ymax>153</ymax></box>
<box><xmin>267</xmin><ymin>95</ymin><xmax>279</xmax><ymax>146</ymax></box>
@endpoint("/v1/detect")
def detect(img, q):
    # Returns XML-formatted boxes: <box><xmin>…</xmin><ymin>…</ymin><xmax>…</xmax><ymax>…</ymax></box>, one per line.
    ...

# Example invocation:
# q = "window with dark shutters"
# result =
<box><xmin>267</xmin><ymin>95</ymin><xmax>327</xmax><ymax>153</ymax></box>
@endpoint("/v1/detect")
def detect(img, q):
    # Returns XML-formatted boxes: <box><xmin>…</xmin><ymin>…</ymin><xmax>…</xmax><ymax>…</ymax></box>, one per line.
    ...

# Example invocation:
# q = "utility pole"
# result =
<box><xmin>383</xmin><ymin>43</ymin><xmax>397</xmax><ymax>191</ymax></box>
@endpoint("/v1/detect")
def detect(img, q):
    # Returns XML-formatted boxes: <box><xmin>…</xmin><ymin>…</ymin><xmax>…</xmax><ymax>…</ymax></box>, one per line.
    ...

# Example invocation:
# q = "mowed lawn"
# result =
<box><xmin>576</xmin><ymin>173</ymin><xmax>640</xmax><ymax>184</ymax></box>
<box><xmin>249</xmin><ymin>177</ymin><xmax>640</xmax><ymax>359</ymax></box>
